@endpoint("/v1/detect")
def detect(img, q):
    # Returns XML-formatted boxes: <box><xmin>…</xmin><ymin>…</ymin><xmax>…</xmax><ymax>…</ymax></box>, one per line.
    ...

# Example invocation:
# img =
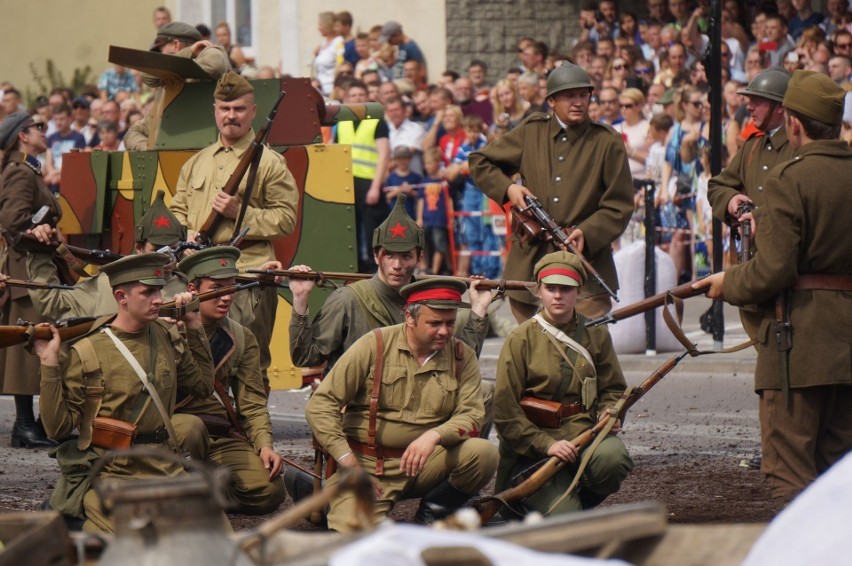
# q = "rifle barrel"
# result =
<box><xmin>159</xmin><ymin>281</ymin><xmax>261</xmax><ymax>311</ymax></box>
<box><xmin>585</xmin><ymin>279</ymin><xmax>708</xmax><ymax>327</ymax></box>
<box><xmin>4</xmin><ymin>278</ymin><xmax>75</xmax><ymax>291</ymax></box>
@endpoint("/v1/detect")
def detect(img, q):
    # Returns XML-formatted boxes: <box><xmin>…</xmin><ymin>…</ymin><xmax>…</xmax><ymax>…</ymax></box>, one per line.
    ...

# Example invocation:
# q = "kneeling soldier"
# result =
<box><xmin>32</xmin><ymin>253</ymin><xmax>214</xmax><ymax>533</ymax></box>
<box><xmin>494</xmin><ymin>251</ymin><xmax>633</xmax><ymax>517</ymax></box>
<box><xmin>305</xmin><ymin>277</ymin><xmax>498</xmax><ymax>533</ymax></box>
<box><xmin>175</xmin><ymin>246</ymin><xmax>286</xmax><ymax>515</ymax></box>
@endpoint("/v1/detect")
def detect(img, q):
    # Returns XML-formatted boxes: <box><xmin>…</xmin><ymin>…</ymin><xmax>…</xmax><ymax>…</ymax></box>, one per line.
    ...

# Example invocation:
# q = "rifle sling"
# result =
<box><xmin>232</xmin><ymin>143</ymin><xmax>264</xmax><ymax>241</ymax></box>
<box><xmin>661</xmin><ymin>292</ymin><xmax>755</xmax><ymax>356</ymax></box>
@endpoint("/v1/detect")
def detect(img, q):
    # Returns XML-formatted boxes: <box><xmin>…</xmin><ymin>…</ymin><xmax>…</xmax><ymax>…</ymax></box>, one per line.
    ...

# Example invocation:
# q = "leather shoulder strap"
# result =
<box><xmin>368</xmin><ymin>328</ymin><xmax>385</xmax><ymax>450</ymax></box>
<box><xmin>72</xmin><ymin>337</ymin><xmax>104</xmax><ymax>450</ymax></box>
<box><xmin>453</xmin><ymin>338</ymin><xmax>464</xmax><ymax>380</ymax></box>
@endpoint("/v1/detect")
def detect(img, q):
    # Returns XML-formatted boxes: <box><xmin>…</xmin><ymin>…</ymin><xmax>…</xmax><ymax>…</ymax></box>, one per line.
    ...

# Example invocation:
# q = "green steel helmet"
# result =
<box><xmin>546</xmin><ymin>62</ymin><xmax>594</xmax><ymax>98</ymax></box>
<box><xmin>737</xmin><ymin>67</ymin><xmax>791</xmax><ymax>103</ymax></box>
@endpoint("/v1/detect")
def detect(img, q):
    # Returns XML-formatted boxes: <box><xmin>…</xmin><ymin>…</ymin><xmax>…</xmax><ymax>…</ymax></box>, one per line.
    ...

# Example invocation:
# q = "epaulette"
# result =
<box><xmin>525</xmin><ymin>111</ymin><xmax>550</xmax><ymax>122</ymax></box>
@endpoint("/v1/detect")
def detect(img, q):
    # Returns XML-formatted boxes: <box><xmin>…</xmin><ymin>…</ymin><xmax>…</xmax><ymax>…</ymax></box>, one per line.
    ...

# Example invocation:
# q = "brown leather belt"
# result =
<box><xmin>236</xmin><ymin>239</ymin><xmax>265</xmax><ymax>251</ymax></box>
<box><xmin>794</xmin><ymin>274</ymin><xmax>852</xmax><ymax>292</ymax></box>
<box><xmin>347</xmin><ymin>437</ymin><xmax>406</xmax><ymax>460</ymax></box>
<box><xmin>134</xmin><ymin>428</ymin><xmax>168</xmax><ymax>445</ymax></box>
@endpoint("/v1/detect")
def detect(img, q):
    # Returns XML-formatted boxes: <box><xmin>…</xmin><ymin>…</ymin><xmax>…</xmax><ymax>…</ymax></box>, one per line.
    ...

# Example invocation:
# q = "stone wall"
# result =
<box><xmin>444</xmin><ymin>0</ymin><xmax>644</xmax><ymax>83</ymax></box>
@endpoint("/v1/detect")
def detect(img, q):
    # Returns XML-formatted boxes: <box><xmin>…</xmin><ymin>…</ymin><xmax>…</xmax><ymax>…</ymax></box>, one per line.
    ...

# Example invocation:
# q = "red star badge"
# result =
<box><xmin>219</xmin><ymin>258</ymin><xmax>228</xmax><ymax>266</ymax></box>
<box><xmin>388</xmin><ymin>221</ymin><xmax>408</xmax><ymax>239</ymax></box>
<box><xmin>154</xmin><ymin>270</ymin><xmax>162</xmax><ymax>277</ymax></box>
<box><xmin>153</xmin><ymin>215</ymin><xmax>171</xmax><ymax>229</ymax></box>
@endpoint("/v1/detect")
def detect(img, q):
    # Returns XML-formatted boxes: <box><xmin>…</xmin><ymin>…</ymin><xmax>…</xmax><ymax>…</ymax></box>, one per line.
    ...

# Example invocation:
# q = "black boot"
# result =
<box><xmin>283</xmin><ymin>468</ymin><xmax>316</xmax><ymax>504</ymax></box>
<box><xmin>414</xmin><ymin>480</ymin><xmax>474</xmax><ymax>524</ymax></box>
<box><xmin>11</xmin><ymin>395</ymin><xmax>57</xmax><ymax>449</ymax></box>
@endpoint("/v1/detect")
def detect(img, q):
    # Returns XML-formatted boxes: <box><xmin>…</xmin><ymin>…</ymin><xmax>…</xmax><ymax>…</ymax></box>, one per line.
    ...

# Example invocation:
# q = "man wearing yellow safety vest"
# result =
<box><xmin>334</xmin><ymin>79</ymin><xmax>391</xmax><ymax>273</ymax></box>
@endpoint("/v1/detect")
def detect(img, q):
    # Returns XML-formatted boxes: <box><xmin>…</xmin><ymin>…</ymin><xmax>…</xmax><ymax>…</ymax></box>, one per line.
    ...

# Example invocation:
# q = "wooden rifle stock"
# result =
<box><xmin>474</xmin><ymin>350</ymin><xmax>690</xmax><ymax>525</ymax></box>
<box><xmin>0</xmin><ymin>281</ymin><xmax>265</xmax><ymax>350</ymax></box>
<box><xmin>585</xmin><ymin>278</ymin><xmax>710</xmax><ymax>327</ymax></box>
<box><xmin>245</xmin><ymin>269</ymin><xmax>535</xmax><ymax>292</ymax></box>
<box><xmin>3</xmin><ymin>278</ymin><xmax>75</xmax><ymax>291</ymax></box>
<box><xmin>515</xmin><ymin>195</ymin><xmax>619</xmax><ymax>302</ymax></box>
<box><xmin>195</xmin><ymin>90</ymin><xmax>287</xmax><ymax>245</ymax></box>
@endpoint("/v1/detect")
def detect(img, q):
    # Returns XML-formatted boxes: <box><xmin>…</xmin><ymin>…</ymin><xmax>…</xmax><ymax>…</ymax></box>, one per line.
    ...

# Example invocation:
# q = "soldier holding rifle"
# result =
<box><xmin>171</xmin><ymin>71</ymin><xmax>298</xmax><ymax>385</ymax></box>
<box><xmin>470</xmin><ymin>62</ymin><xmax>634</xmax><ymax>321</ymax></box>
<box><xmin>31</xmin><ymin>253</ymin><xmax>215</xmax><ymax>533</ymax></box>
<box><xmin>493</xmin><ymin>251</ymin><xmax>632</xmax><ymax>518</ymax></box>
<box><xmin>0</xmin><ymin>111</ymin><xmax>62</xmax><ymax>448</ymax></box>
<box><xmin>696</xmin><ymin>71</ymin><xmax>852</xmax><ymax>510</ymax></box>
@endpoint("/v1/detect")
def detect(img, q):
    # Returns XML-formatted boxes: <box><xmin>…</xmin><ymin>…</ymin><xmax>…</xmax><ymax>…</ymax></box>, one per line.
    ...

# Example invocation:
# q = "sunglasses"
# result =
<box><xmin>634</xmin><ymin>67</ymin><xmax>652</xmax><ymax>74</ymax></box>
<box><xmin>620</xmin><ymin>103</ymin><xmax>636</xmax><ymax>109</ymax></box>
<box><xmin>837</xmin><ymin>42</ymin><xmax>852</xmax><ymax>49</ymax></box>
<box><xmin>612</xmin><ymin>64</ymin><xmax>626</xmax><ymax>70</ymax></box>
<box><xmin>689</xmin><ymin>100</ymin><xmax>705</xmax><ymax>108</ymax></box>
<box><xmin>26</xmin><ymin>123</ymin><xmax>47</xmax><ymax>132</ymax></box>
<box><xmin>600</xmin><ymin>99</ymin><xmax>618</xmax><ymax>105</ymax></box>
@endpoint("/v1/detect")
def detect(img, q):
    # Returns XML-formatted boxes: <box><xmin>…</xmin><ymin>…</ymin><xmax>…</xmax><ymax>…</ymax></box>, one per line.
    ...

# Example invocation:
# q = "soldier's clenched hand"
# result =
<box><xmin>212</xmin><ymin>191</ymin><xmax>240</xmax><ymax>219</ymax></box>
<box><xmin>547</xmin><ymin>439</ymin><xmax>579</xmax><ymax>463</ymax></box>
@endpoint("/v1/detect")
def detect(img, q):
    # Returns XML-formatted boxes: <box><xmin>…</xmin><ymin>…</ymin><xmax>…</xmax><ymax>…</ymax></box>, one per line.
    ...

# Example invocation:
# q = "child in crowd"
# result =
<box><xmin>384</xmin><ymin>146</ymin><xmax>421</xmax><ymax>218</ymax></box>
<box><xmin>416</xmin><ymin>147</ymin><xmax>452</xmax><ymax>275</ymax></box>
<box><xmin>447</xmin><ymin>114</ymin><xmax>500</xmax><ymax>279</ymax></box>
<box><xmin>92</xmin><ymin>120</ymin><xmax>124</xmax><ymax>151</ymax></box>
<box><xmin>645</xmin><ymin>113</ymin><xmax>674</xmax><ymax>249</ymax></box>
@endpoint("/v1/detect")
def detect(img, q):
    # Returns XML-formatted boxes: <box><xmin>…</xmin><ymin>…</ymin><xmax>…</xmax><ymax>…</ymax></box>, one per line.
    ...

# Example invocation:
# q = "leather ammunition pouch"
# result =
<box><xmin>91</xmin><ymin>417</ymin><xmax>137</xmax><ymax>450</ymax></box>
<box><xmin>519</xmin><ymin>397</ymin><xmax>583</xmax><ymax>429</ymax></box>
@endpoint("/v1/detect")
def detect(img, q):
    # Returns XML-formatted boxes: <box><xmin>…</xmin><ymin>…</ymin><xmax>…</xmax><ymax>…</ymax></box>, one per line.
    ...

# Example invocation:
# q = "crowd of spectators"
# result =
<box><xmin>2</xmin><ymin>2</ymin><xmax>852</xmax><ymax>279</ymax></box>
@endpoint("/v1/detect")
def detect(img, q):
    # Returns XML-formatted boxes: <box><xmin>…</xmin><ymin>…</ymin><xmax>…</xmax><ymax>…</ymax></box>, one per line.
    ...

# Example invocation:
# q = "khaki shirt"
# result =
<box><xmin>124</xmin><ymin>45</ymin><xmax>231</xmax><ymax>151</ymax></box>
<box><xmin>724</xmin><ymin>141</ymin><xmax>852</xmax><ymax>390</ymax></box>
<box><xmin>289</xmin><ymin>275</ymin><xmax>489</xmax><ymax>370</ymax></box>
<box><xmin>179</xmin><ymin>318</ymin><xmax>273</xmax><ymax>451</ymax></box>
<box><xmin>469</xmin><ymin>115</ymin><xmax>634</xmax><ymax>304</ymax></box>
<box><xmin>39</xmin><ymin>318</ymin><xmax>214</xmax><ymax>478</ymax></box>
<box><xmin>494</xmin><ymin>313</ymin><xmax>626</xmax><ymax>460</ymax></box>
<box><xmin>306</xmin><ymin>324</ymin><xmax>485</xmax><ymax>462</ymax></box>
<box><xmin>171</xmin><ymin>129</ymin><xmax>299</xmax><ymax>269</ymax></box>
<box><xmin>26</xmin><ymin>253</ymin><xmax>187</xmax><ymax>321</ymax></box>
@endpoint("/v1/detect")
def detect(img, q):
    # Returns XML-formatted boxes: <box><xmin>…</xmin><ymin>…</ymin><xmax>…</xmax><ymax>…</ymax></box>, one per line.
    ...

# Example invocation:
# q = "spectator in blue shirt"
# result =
<box><xmin>97</xmin><ymin>64</ymin><xmax>139</xmax><ymax>101</ymax></box>
<box><xmin>43</xmin><ymin>103</ymin><xmax>86</xmax><ymax>193</ymax></box>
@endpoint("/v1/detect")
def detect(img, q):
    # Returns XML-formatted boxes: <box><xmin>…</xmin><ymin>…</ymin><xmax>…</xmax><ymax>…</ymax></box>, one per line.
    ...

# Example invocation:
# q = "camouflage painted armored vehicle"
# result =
<box><xmin>57</xmin><ymin>46</ymin><xmax>382</xmax><ymax>389</ymax></box>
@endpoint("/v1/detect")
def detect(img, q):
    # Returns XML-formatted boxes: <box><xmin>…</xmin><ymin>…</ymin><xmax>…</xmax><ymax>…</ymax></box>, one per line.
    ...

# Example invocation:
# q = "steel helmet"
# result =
<box><xmin>546</xmin><ymin>62</ymin><xmax>594</xmax><ymax>98</ymax></box>
<box><xmin>737</xmin><ymin>67</ymin><xmax>791</xmax><ymax>103</ymax></box>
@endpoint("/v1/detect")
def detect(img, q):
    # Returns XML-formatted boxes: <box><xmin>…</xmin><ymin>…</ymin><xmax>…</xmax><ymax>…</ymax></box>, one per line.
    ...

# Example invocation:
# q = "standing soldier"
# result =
<box><xmin>174</xmin><ymin>246</ymin><xmax>287</xmax><ymax>515</ymax></box>
<box><xmin>32</xmin><ymin>253</ymin><xmax>214</xmax><ymax>533</ymax></box>
<box><xmin>706</xmin><ymin>67</ymin><xmax>792</xmax><ymax>470</ymax></box>
<box><xmin>470</xmin><ymin>62</ymin><xmax>634</xmax><ymax>321</ymax></box>
<box><xmin>305</xmin><ymin>278</ymin><xmax>498</xmax><ymax>533</ymax></box>
<box><xmin>171</xmin><ymin>71</ymin><xmax>299</xmax><ymax>386</ymax></box>
<box><xmin>0</xmin><ymin>112</ymin><xmax>62</xmax><ymax>448</ymax></box>
<box><xmin>494</xmin><ymin>251</ymin><xmax>633</xmax><ymax>517</ymax></box>
<box><xmin>696</xmin><ymin>70</ymin><xmax>852</xmax><ymax>509</ymax></box>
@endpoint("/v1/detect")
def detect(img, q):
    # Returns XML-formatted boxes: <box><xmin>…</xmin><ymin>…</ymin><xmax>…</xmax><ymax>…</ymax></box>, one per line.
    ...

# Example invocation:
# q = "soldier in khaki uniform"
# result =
<box><xmin>174</xmin><ymin>246</ymin><xmax>286</xmax><ymax>514</ymax></box>
<box><xmin>0</xmin><ymin>112</ymin><xmax>63</xmax><ymax>448</ymax></box>
<box><xmin>305</xmin><ymin>278</ymin><xmax>498</xmax><ymax>533</ymax></box>
<box><xmin>124</xmin><ymin>21</ymin><xmax>230</xmax><ymax>151</ymax></box>
<box><xmin>32</xmin><ymin>253</ymin><xmax>214</xmax><ymax>533</ymax></box>
<box><xmin>171</xmin><ymin>71</ymin><xmax>299</xmax><ymax>385</ymax></box>
<box><xmin>697</xmin><ymin>70</ymin><xmax>852</xmax><ymax>508</ymax></box>
<box><xmin>26</xmin><ymin>190</ymin><xmax>189</xmax><ymax>321</ymax></box>
<box><xmin>494</xmin><ymin>251</ymin><xmax>633</xmax><ymax>517</ymax></box>
<box><xmin>469</xmin><ymin>62</ymin><xmax>634</xmax><ymax>322</ymax></box>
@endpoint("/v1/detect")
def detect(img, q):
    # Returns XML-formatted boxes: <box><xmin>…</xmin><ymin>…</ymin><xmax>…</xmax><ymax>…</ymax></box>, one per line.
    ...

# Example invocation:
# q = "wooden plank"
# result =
<box><xmin>0</xmin><ymin>511</ymin><xmax>73</xmax><ymax>566</ymax></box>
<box><xmin>641</xmin><ymin>523</ymin><xmax>766</xmax><ymax>566</ymax></box>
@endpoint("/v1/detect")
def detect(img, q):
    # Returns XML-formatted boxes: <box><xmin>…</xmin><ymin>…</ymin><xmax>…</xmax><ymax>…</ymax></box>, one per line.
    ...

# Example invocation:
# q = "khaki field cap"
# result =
<box><xmin>136</xmin><ymin>190</ymin><xmax>187</xmax><ymax>246</ymax></box>
<box><xmin>0</xmin><ymin>111</ymin><xmax>35</xmax><ymax>150</ymax></box>
<box><xmin>737</xmin><ymin>67</ymin><xmax>791</xmax><ymax>103</ymax></box>
<box><xmin>546</xmin><ymin>62</ymin><xmax>594</xmax><ymax>98</ymax></box>
<box><xmin>534</xmin><ymin>251</ymin><xmax>587</xmax><ymax>287</ymax></box>
<box><xmin>178</xmin><ymin>246</ymin><xmax>240</xmax><ymax>281</ymax></box>
<box><xmin>151</xmin><ymin>21</ymin><xmax>202</xmax><ymax>51</ymax></box>
<box><xmin>215</xmin><ymin>71</ymin><xmax>254</xmax><ymax>101</ymax></box>
<box><xmin>101</xmin><ymin>253</ymin><xmax>170</xmax><ymax>287</ymax></box>
<box><xmin>372</xmin><ymin>194</ymin><xmax>424</xmax><ymax>252</ymax></box>
<box><xmin>783</xmin><ymin>69</ymin><xmax>846</xmax><ymax>125</ymax></box>
<box><xmin>401</xmin><ymin>277</ymin><xmax>470</xmax><ymax>309</ymax></box>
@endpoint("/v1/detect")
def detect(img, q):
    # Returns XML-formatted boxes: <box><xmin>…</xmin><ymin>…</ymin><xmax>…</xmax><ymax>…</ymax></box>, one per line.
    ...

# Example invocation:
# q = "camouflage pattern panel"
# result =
<box><xmin>267</xmin><ymin>143</ymin><xmax>356</xmax><ymax>390</ymax></box>
<box><xmin>57</xmin><ymin>151</ymin><xmax>108</xmax><ymax>235</ymax></box>
<box><xmin>155</xmin><ymin>82</ymin><xmax>219</xmax><ymax>150</ymax></box>
<box><xmin>266</xmin><ymin>78</ymin><xmax>325</xmax><ymax>146</ymax></box>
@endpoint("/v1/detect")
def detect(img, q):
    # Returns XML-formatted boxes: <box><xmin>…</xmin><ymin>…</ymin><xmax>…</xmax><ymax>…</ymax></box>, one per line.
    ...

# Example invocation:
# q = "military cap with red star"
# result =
<box><xmin>372</xmin><ymin>194</ymin><xmax>424</xmax><ymax>252</ymax></box>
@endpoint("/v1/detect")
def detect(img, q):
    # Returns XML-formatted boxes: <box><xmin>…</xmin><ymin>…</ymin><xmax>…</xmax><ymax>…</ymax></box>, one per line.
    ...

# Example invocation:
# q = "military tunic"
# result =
<box><xmin>707</xmin><ymin>126</ymin><xmax>794</xmax><ymax>346</ymax></box>
<box><xmin>39</xmin><ymin>317</ymin><xmax>214</xmax><ymax>533</ymax></box>
<box><xmin>494</xmin><ymin>313</ymin><xmax>633</xmax><ymax>515</ymax></box>
<box><xmin>176</xmin><ymin>318</ymin><xmax>285</xmax><ymax>514</ymax></box>
<box><xmin>172</xmin><ymin>129</ymin><xmax>298</xmax><ymax>377</ymax></box>
<box><xmin>469</xmin><ymin>115</ymin><xmax>634</xmax><ymax>309</ymax></box>
<box><xmin>289</xmin><ymin>275</ymin><xmax>489</xmax><ymax>371</ymax></box>
<box><xmin>723</xmin><ymin>140</ymin><xmax>852</xmax><ymax>502</ymax></box>
<box><xmin>305</xmin><ymin>323</ymin><xmax>497</xmax><ymax>533</ymax></box>
<box><xmin>0</xmin><ymin>151</ymin><xmax>62</xmax><ymax>394</ymax></box>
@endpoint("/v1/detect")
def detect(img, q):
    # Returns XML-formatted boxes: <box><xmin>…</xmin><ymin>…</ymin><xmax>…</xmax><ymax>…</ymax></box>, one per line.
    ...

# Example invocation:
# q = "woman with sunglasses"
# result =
<box><xmin>0</xmin><ymin>112</ymin><xmax>63</xmax><ymax>448</ymax></box>
<box><xmin>603</xmin><ymin>56</ymin><xmax>631</xmax><ymax>91</ymax></box>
